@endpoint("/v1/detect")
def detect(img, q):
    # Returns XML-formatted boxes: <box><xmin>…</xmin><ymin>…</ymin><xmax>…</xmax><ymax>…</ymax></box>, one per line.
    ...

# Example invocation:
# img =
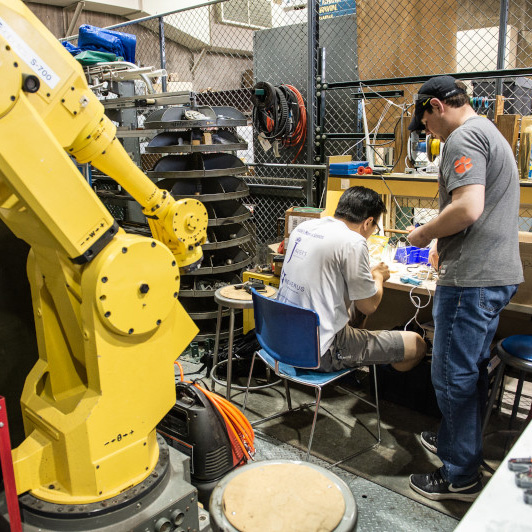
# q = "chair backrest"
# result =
<box><xmin>251</xmin><ymin>288</ymin><xmax>321</xmax><ymax>369</ymax></box>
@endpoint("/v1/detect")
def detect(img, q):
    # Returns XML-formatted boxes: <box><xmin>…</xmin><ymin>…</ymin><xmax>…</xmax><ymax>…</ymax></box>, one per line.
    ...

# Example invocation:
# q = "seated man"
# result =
<box><xmin>277</xmin><ymin>186</ymin><xmax>426</xmax><ymax>372</ymax></box>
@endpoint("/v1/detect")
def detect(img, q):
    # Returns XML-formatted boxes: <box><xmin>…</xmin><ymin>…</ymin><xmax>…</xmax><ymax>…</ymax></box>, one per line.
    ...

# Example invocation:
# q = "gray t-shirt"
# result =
<box><xmin>437</xmin><ymin>115</ymin><xmax>523</xmax><ymax>287</ymax></box>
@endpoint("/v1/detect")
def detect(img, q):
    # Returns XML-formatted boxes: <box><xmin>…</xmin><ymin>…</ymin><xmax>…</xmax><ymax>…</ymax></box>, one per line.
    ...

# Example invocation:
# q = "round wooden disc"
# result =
<box><xmin>222</xmin><ymin>463</ymin><xmax>346</xmax><ymax>532</ymax></box>
<box><xmin>219</xmin><ymin>284</ymin><xmax>277</xmax><ymax>301</ymax></box>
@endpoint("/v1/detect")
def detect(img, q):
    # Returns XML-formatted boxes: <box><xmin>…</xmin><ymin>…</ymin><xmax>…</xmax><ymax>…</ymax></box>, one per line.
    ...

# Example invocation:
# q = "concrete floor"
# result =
<box><xmin>180</xmin><ymin>355</ymin><xmax>530</xmax><ymax>529</ymax></box>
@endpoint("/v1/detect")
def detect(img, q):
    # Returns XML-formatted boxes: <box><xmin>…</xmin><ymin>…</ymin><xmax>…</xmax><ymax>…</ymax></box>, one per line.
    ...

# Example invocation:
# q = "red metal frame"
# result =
<box><xmin>0</xmin><ymin>396</ymin><xmax>22</xmax><ymax>531</ymax></box>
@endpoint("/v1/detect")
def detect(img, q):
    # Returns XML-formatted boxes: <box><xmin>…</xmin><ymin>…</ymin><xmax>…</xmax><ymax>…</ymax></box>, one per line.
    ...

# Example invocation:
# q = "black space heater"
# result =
<box><xmin>157</xmin><ymin>382</ymin><xmax>245</xmax><ymax>508</ymax></box>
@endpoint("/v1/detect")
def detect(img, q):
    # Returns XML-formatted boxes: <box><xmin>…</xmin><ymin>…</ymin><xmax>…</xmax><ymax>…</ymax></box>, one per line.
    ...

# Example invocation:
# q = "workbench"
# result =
<box><xmin>454</xmin><ymin>419</ymin><xmax>532</xmax><ymax>531</ymax></box>
<box><xmin>362</xmin><ymin>262</ymin><xmax>532</xmax><ymax>341</ymax></box>
<box><xmin>322</xmin><ymin>171</ymin><xmax>532</xmax><ymax>334</ymax></box>
<box><xmin>385</xmin><ymin>263</ymin><xmax>532</xmax><ymax>316</ymax></box>
<box><xmin>324</xmin><ymin>173</ymin><xmax>532</xmax><ymax>219</ymax></box>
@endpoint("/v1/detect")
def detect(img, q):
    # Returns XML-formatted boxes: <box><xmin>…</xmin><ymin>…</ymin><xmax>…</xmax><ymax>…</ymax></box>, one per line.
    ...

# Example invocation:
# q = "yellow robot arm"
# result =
<box><xmin>0</xmin><ymin>0</ymin><xmax>207</xmax><ymax>504</ymax></box>
<box><xmin>0</xmin><ymin>1</ymin><xmax>207</xmax><ymax>269</ymax></box>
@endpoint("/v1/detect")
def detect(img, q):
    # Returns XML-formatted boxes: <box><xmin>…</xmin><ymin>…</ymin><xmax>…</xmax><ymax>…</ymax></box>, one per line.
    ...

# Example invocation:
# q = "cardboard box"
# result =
<box><xmin>272</xmin><ymin>255</ymin><xmax>284</xmax><ymax>276</ymax></box>
<box><xmin>284</xmin><ymin>207</ymin><xmax>325</xmax><ymax>237</ymax></box>
<box><xmin>513</xmin><ymin>231</ymin><xmax>532</xmax><ymax>306</ymax></box>
<box><xmin>242</xmin><ymin>271</ymin><xmax>280</xmax><ymax>334</ymax></box>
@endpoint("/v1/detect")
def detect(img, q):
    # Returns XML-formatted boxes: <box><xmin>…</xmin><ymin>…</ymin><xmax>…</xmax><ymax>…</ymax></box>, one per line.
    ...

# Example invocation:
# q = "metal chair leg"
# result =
<box><xmin>306</xmin><ymin>387</ymin><xmax>323</xmax><ymax>461</ymax></box>
<box><xmin>372</xmin><ymin>365</ymin><xmax>381</xmax><ymax>442</ymax></box>
<box><xmin>242</xmin><ymin>352</ymin><xmax>257</xmax><ymax>414</ymax></box>
<box><xmin>284</xmin><ymin>379</ymin><xmax>292</xmax><ymax>410</ymax></box>
<box><xmin>226</xmin><ymin>308</ymin><xmax>235</xmax><ymax>401</ymax></box>
<box><xmin>482</xmin><ymin>360</ymin><xmax>506</xmax><ymax>436</ymax></box>
<box><xmin>510</xmin><ymin>371</ymin><xmax>526</xmax><ymax>430</ymax></box>
<box><xmin>211</xmin><ymin>304</ymin><xmax>224</xmax><ymax>391</ymax></box>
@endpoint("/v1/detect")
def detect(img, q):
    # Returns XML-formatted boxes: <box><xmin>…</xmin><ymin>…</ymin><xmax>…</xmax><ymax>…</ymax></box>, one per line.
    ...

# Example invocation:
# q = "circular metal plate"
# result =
<box><xmin>19</xmin><ymin>434</ymin><xmax>170</xmax><ymax>519</ymax></box>
<box><xmin>95</xmin><ymin>238</ymin><xmax>179</xmax><ymax>335</ymax></box>
<box><xmin>0</xmin><ymin>40</ymin><xmax>22</xmax><ymax>118</ymax></box>
<box><xmin>146</xmin><ymin>130</ymin><xmax>248</xmax><ymax>154</ymax></box>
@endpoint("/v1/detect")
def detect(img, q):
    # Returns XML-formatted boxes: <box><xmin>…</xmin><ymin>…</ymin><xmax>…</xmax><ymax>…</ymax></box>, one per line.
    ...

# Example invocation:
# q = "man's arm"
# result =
<box><xmin>355</xmin><ymin>262</ymin><xmax>389</xmax><ymax>315</ymax></box>
<box><xmin>408</xmin><ymin>184</ymin><xmax>485</xmax><ymax>248</ymax></box>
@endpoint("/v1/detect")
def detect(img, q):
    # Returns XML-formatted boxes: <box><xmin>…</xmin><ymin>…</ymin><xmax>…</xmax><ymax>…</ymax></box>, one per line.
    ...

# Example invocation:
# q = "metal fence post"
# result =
<box><xmin>307</xmin><ymin>0</ymin><xmax>319</xmax><ymax>207</ymax></box>
<box><xmin>496</xmin><ymin>0</ymin><xmax>510</xmax><ymax>95</ymax></box>
<box><xmin>158</xmin><ymin>16</ymin><xmax>167</xmax><ymax>93</ymax></box>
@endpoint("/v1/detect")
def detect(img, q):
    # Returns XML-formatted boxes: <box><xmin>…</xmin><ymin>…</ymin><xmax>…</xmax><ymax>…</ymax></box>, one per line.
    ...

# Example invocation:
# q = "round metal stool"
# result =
<box><xmin>212</xmin><ymin>284</ymin><xmax>278</xmax><ymax>400</ymax></box>
<box><xmin>209</xmin><ymin>460</ymin><xmax>357</xmax><ymax>532</ymax></box>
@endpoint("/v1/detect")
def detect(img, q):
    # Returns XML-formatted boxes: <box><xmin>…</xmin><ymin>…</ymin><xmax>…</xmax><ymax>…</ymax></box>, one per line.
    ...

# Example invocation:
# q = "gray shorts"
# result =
<box><xmin>318</xmin><ymin>325</ymin><xmax>405</xmax><ymax>372</ymax></box>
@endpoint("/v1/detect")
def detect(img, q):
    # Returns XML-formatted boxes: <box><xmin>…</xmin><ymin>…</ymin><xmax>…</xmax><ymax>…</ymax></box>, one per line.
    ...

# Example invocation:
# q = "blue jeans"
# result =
<box><xmin>432</xmin><ymin>285</ymin><xmax>518</xmax><ymax>484</ymax></box>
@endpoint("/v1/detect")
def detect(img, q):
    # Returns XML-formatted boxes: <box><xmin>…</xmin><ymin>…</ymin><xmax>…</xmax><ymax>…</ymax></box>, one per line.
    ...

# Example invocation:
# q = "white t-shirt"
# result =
<box><xmin>277</xmin><ymin>216</ymin><xmax>377</xmax><ymax>355</ymax></box>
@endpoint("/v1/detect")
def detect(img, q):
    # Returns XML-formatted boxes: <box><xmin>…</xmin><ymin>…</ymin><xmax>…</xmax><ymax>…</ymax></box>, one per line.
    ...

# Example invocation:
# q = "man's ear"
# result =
<box><xmin>430</xmin><ymin>98</ymin><xmax>444</xmax><ymax>114</ymax></box>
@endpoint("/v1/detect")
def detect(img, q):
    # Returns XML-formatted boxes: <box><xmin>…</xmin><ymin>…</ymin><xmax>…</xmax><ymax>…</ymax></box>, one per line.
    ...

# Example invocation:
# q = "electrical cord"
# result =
<box><xmin>404</xmin><ymin>283</ymin><xmax>432</xmax><ymax>338</ymax></box>
<box><xmin>174</xmin><ymin>361</ymin><xmax>256</xmax><ymax>461</ymax></box>
<box><xmin>281</xmin><ymin>84</ymin><xmax>307</xmax><ymax>162</ymax></box>
<box><xmin>252</xmin><ymin>82</ymin><xmax>307</xmax><ymax>162</ymax></box>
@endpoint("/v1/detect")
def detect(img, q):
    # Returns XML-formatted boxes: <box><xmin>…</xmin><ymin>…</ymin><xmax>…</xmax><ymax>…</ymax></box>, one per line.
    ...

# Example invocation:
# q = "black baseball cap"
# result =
<box><xmin>408</xmin><ymin>76</ymin><xmax>466</xmax><ymax>131</ymax></box>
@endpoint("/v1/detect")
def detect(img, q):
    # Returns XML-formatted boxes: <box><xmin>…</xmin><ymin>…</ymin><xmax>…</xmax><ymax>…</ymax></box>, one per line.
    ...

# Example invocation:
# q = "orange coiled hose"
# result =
<box><xmin>283</xmin><ymin>84</ymin><xmax>307</xmax><ymax>163</ymax></box>
<box><xmin>174</xmin><ymin>361</ymin><xmax>255</xmax><ymax>461</ymax></box>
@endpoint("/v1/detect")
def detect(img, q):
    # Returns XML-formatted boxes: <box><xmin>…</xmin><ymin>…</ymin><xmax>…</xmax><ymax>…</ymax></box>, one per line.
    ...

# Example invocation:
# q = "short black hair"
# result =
<box><xmin>409</xmin><ymin>77</ymin><xmax>471</xmax><ymax>131</ymax></box>
<box><xmin>334</xmin><ymin>186</ymin><xmax>386</xmax><ymax>224</ymax></box>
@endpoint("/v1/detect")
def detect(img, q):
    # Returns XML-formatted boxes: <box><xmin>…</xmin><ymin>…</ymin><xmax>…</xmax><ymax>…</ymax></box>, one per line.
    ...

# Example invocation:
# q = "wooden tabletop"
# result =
<box><xmin>384</xmin><ymin>263</ymin><xmax>532</xmax><ymax>315</ymax></box>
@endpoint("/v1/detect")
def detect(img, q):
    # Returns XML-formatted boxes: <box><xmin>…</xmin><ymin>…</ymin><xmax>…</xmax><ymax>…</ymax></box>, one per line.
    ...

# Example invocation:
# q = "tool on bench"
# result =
<box><xmin>400</xmin><ymin>275</ymin><xmax>422</xmax><ymax>286</ymax></box>
<box><xmin>235</xmin><ymin>280</ymin><xmax>267</xmax><ymax>294</ymax></box>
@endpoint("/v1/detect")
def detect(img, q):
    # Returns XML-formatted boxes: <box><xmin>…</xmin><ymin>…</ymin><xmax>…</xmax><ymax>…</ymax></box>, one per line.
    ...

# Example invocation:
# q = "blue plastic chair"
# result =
<box><xmin>482</xmin><ymin>335</ymin><xmax>532</xmax><ymax>434</ymax></box>
<box><xmin>243</xmin><ymin>289</ymin><xmax>381</xmax><ymax>464</ymax></box>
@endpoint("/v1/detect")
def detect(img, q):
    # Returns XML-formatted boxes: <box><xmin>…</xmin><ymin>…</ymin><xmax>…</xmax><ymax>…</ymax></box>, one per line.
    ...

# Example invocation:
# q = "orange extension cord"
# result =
<box><xmin>283</xmin><ymin>84</ymin><xmax>307</xmax><ymax>163</ymax></box>
<box><xmin>174</xmin><ymin>361</ymin><xmax>255</xmax><ymax>461</ymax></box>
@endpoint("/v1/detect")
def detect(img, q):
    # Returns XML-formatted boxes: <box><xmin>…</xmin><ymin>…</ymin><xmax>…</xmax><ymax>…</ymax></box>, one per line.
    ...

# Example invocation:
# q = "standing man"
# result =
<box><xmin>278</xmin><ymin>186</ymin><xmax>426</xmax><ymax>374</ymax></box>
<box><xmin>408</xmin><ymin>76</ymin><xmax>523</xmax><ymax>501</ymax></box>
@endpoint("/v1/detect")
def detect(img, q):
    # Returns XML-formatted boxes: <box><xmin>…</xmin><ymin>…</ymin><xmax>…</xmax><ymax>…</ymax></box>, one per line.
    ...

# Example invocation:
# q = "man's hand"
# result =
<box><xmin>408</xmin><ymin>225</ymin><xmax>432</xmax><ymax>248</ymax></box>
<box><xmin>428</xmin><ymin>240</ymin><xmax>439</xmax><ymax>269</ymax></box>
<box><xmin>356</xmin><ymin>262</ymin><xmax>388</xmax><ymax>315</ymax></box>
<box><xmin>371</xmin><ymin>261</ymin><xmax>390</xmax><ymax>282</ymax></box>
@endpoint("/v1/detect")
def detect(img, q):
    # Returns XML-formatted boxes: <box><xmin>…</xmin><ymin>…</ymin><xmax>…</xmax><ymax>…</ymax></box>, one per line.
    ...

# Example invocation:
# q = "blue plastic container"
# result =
<box><xmin>329</xmin><ymin>161</ymin><xmax>368</xmax><ymax>175</ymax></box>
<box><xmin>394</xmin><ymin>246</ymin><xmax>430</xmax><ymax>264</ymax></box>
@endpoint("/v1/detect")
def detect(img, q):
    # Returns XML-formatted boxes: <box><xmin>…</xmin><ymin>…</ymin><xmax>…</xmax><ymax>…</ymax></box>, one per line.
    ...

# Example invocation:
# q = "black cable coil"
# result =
<box><xmin>252</xmin><ymin>82</ymin><xmax>301</xmax><ymax>141</ymax></box>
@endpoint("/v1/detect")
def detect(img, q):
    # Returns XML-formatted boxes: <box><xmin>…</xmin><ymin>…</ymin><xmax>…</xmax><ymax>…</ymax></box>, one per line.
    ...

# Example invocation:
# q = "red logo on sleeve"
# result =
<box><xmin>454</xmin><ymin>156</ymin><xmax>473</xmax><ymax>174</ymax></box>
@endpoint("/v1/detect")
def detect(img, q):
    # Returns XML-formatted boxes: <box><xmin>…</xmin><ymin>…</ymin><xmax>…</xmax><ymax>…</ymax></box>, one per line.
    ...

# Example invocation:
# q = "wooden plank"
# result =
<box><xmin>496</xmin><ymin>114</ymin><xmax>520</xmax><ymax>155</ymax></box>
<box><xmin>519</xmin><ymin>116</ymin><xmax>532</xmax><ymax>179</ymax></box>
<box><xmin>494</xmin><ymin>95</ymin><xmax>505</xmax><ymax>123</ymax></box>
<box><xmin>393</xmin><ymin>118</ymin><xmax>410</xmax><ymax>174</ymax></box>
<box><xmin>328</xmin><ymin>155</ymin><xmax>352</xmax><ymax>164</ymax></box>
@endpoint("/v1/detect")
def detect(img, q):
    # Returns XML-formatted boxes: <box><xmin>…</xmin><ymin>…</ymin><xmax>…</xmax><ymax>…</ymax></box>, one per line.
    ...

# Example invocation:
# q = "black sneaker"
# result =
<box><xmin>420</xmin><ymin>431</ymin><xmax>437</xmax><ymax>454</ymax></box>
<box><xmin>409</xmin><ymin>469</ymin><xmax>482</xmax><ymax>502</ymax></box>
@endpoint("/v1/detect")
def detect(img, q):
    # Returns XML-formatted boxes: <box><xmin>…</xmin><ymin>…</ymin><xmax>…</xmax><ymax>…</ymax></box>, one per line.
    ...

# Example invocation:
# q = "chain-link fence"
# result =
<box><xmin>391</xmin><ymin>197</ymin><xmax>532</xmax><ymax>232</ymax></box>
<box><xmin>53</xmin><ymin>0</ymin><xmax>532</xmax><ymax>243</ymax></box>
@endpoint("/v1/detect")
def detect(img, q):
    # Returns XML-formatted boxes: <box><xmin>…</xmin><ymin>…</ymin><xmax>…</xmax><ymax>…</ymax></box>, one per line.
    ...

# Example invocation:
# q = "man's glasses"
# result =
<box><xmin>414</xmin><ymin>93</ymin><xmax>436</xmax><ymax>102</ymax></box>
<box><xmin>373</xmin><ymin>221</ymin><xmax>381</xmax><ymax>235</ymax></box>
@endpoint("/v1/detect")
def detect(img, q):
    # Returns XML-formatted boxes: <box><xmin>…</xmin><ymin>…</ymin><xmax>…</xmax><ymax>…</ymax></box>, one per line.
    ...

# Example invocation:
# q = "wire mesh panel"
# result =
<box><xmin>147</xmin><ymin>2</ymin><xmax>313</xmax><ymax>245</ymax></box>
<box><xmin>53</xmin><ymin>0</ymin><xmax>532</xmax><ymax>246</ymax></box>
<box><xmin>519</xmin><ymin>205</ymin><xmax>532</xmax><ymax>231</ymax></box>
<box><xmin>390</xmin><ymin>197</ymin><xmax>532</xmax><ymax>232</ymax></box>
<box><xmin>320</xmin><ymin>0</ymin><xmax>532</xmax><ymax>168</ymax></box>
<box><xmin>392</xmin><ymin>196</ymin><xmax>439</xmax><ymax>233</ymax></box>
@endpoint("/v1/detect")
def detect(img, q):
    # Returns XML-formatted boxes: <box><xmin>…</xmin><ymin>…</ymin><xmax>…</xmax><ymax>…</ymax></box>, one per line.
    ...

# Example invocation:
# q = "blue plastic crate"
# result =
<box><xmin>394</xmin><ymin>246</ymin><xmax>430</xmax><ymax>264</ymax></box>
<box><xmin>329</xmin><ymin>161</ymin><xmax>368</xmax><ymax>175</ymax></box>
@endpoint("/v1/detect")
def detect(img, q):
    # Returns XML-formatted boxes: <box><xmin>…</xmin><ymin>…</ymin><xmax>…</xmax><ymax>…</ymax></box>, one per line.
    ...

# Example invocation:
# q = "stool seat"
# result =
<box><xmin>501</xmin><ymin>335</ymin><xmax>532</xmax><ymax>361</ymax></box>
<box><xmin>209</xmin><ymin>460</ymin><xmax>357</xmax><ymax>532</ymax></box>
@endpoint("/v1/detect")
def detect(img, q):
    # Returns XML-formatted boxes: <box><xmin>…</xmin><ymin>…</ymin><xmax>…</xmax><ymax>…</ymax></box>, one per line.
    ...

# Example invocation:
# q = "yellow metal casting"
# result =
<box><xmin>0</xmin><ymin>0</ymin><xmax>206</xmax><ymax>504</ymax></box>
